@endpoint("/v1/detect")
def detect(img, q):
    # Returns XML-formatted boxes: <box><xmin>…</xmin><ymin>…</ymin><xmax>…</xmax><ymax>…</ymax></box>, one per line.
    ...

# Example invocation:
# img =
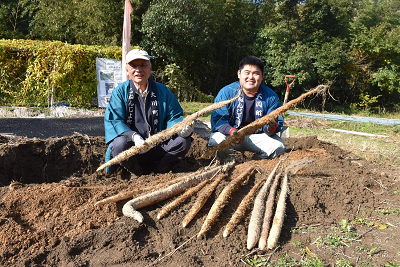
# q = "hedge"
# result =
<box><xmin>0</xmin><ymin>39</ymin><xmax>121</xmax><ymax>107</ymax></box>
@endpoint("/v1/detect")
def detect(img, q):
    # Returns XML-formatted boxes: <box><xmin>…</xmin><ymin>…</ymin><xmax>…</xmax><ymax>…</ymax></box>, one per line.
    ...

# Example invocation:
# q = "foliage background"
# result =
<box><xmin>1</xmin><ymin>0</ymin><xmax>400</xmax><ymax>112</ymax></box>
<box><xmin>0</xmin><ymin>39</ymin><xmax>120</xmax><ymax>106</ymax></box>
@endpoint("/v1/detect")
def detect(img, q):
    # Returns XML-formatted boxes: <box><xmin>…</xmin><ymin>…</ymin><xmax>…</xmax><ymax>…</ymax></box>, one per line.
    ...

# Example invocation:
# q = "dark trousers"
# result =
<box><xmin>110</xmin><ymin>134</ymin><xmax>191</xmax><ymax>173</ymax></box>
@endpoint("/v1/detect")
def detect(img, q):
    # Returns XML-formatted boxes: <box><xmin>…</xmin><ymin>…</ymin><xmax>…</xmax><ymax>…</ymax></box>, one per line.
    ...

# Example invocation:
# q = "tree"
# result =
<box><xmin>255</xmin><ymin>0</ymin><xmax>356</xmax><ymax>110</ymax></box>
<box><xmin>141</xmin><ymin>0</ymin><xmax>212</xmax><ymax>71</ymax></box>
<box><xmin>141</xmin><ymin>0</ymin><xmax>259</xmax><ymax>96</ymax></box>
<box><xmin>0</xmin><ymin>0</ymin><xmax>30</xmax><ymax>39</ymax></box>
<box><xmin>208</xmin><ymin>0</ymin><xmax>259</xmax><ymax>93</ymax></box>
<box><xmin>26</xmin><ymin>0</ymin><xmax>125</xmax><ymax>46</ymax></box>
<box><xmin>349</xmin><ymin>0</ymin><xmax>400</xmax><ymax>111</ymax></box>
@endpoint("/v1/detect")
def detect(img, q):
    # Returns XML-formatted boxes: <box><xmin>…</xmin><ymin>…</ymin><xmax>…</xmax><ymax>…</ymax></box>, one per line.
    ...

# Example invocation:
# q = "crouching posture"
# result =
<box><xmin>104</xmin><ymin>49</ymin><xmax>192</xmax><ymax>175</ymax></box>
<box><xmin>209</xmin><ymin>56</ymin><xmax>286</xmax><ymax>159</ymax></box>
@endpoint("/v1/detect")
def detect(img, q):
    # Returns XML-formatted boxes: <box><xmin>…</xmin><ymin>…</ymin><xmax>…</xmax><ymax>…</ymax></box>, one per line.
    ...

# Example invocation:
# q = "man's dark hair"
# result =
<box><xmin>239</xmin><ymin>56</ymin><xmax>265</xmax><ymax>74</ymax></box>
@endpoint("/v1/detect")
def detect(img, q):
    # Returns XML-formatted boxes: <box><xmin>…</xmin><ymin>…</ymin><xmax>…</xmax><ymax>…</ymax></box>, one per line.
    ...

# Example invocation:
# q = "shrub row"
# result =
<box><xmin>0</xmin><ymin>39</ymin><xmax>121</xmax><ymax>107</ymax></box>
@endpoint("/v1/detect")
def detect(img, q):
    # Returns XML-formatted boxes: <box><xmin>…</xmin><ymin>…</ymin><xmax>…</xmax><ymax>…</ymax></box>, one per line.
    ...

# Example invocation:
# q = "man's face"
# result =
<box><xmin>237</xmin><ymin>64</ymin><xmax>264</xmax><ymax>96</ymax></box>
<box><xmin>126</xmin><ymin>59</ymin><xmax>152</xmax><ymax>86</ymax></box>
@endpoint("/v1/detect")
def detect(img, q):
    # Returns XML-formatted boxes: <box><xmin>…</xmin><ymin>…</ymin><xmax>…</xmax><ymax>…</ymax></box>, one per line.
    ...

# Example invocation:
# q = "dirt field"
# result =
<box><xmin>1</xmin><ymin>129</ymin><xmax>400</xmax><ymax>266</ymax></box>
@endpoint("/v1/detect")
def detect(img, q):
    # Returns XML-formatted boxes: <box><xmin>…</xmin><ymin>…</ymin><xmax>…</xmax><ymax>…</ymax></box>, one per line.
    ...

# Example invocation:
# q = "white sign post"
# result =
<box><xmin>96</xmin><ymin>58</ymin><xmax>123</xmax><ymax>107</ymax></box>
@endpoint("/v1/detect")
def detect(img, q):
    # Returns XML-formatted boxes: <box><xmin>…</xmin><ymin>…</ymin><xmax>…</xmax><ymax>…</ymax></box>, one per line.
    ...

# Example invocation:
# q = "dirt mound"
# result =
<box><xmin>1</xmin><ymin>134</ymin><xmax>399</xmax><ymax>266</ymax></box>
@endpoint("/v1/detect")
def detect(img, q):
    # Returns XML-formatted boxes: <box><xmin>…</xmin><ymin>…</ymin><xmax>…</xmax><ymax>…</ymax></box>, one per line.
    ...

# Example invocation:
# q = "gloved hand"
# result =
<box><xmin>229</xmin><ymin>128</ymin><xmax>244</xmax><ymax>145</ymax></box>
<box><xmin>266</xmin><ymin>119</ymin><xmax>278</xmax><ymax>134</ymax></box>
<box><xmin>180</xmin><ymin>125</ymin><xmax>193</xmax><ymax>138</ymax></box>
<box><xmin>132</xmin><ymin>133</ymin><xmax>145</xmax><ymax>145</ymax></box>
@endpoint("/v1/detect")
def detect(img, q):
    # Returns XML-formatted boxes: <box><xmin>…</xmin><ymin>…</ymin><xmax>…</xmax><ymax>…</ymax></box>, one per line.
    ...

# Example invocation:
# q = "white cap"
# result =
<box><xmin>126</xmin><ymin>49</ymin><xmax>150</xmax><ymax>63</ymax></box>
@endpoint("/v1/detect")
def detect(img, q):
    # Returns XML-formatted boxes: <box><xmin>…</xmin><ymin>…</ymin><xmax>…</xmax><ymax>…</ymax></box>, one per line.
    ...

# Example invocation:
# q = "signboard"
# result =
<box><xmin>96</xmin><ymin>58</ymin><xmax>123</xmax><ymax>107</ymax></box>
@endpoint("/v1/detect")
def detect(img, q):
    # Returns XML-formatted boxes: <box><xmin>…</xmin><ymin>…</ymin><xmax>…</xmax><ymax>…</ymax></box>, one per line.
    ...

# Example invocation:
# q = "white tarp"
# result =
<box><xmin>96</xmin><ymin>58</ymin><xmax>123</xmax><ymax>107</ymax></box>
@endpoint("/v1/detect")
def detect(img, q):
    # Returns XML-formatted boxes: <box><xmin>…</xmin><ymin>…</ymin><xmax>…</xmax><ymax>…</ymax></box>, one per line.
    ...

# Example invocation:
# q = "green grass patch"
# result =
<box><xmin>326</xmin><ymin>120</ymin><xmax>399</xmax><ymax>136</ymax></box>
<box><xmin>241</xmin><ymin>254</ymin><xmax>267</xmax><ymax>266</ymax></box>
<box><xmin>262</xmin><ymin>250</ymin><xmax>353</xmax><ymax>267</ymax></box>
<box><xmin>374</xmin><ymin>208</ymin><xmax>400</xmax><ymax>216</ymax></box>
<box><xmin>180</xmin><ymin>101</ymin><xmax>212</xmax><ymax>121</ymax></box>
<box><xmin>386</xmin><ymin>262</ymin><xmax>400</xmax><ymax>267</ymax></box>
<box><xmin>288</xmin><ymin>118</ymin><xmax>400</xmax><ymax>168</ymax></box>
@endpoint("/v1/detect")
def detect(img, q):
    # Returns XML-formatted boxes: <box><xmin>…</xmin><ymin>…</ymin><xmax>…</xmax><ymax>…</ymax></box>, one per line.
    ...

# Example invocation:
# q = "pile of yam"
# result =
<box><xmin>94</xmin><ymin>158</ymin><xmax>314</xmax><ymax>250</ymax></box>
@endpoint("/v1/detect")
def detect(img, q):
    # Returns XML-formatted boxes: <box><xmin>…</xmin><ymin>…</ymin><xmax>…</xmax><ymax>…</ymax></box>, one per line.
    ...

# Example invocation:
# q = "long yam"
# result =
<box><xmin>94</xmin><ymin>190</ymin><xmax>138</xmax><ymax>207</ymax></box>
<box><xmin>246</xmin><ymin>160</ymin><xmax>282</xmax><ymax>250</ymax></box>
<box><xmin>157</xmin><ymin>170</ymin><xmax>219</xmax><ymax>220</ymax></box>
<box><xmin>197</xmin><ymin>167</ymin><xmax>255</xmax><ymax>238</ymax></box>
<box><xmin>223</xmin><ymin>176</ymin><xmax>268</xmax><ymax>238</ymax></box>
<box><xmin>94</xmin><ymin>169</ymin><xmax>203</xmax><ymax>206</ymax></box>
<box><xmin>122</xmin><ymin>165</ymin><xmax>223</xmax><ymax>223</ymax></box>
<box><xmin>267</xmin><ymin>172</ymin><xmax>289</xmax><ymax>249</ymax></box>
<box><xmin>182</xmin><ymin>173</ymin><xmax>228</xmax><ymax>228</ymax></box>
<box><xmin>258</xmin><ymin>171</ymin><xmax>282</xmax><ymax>250</ymax></box>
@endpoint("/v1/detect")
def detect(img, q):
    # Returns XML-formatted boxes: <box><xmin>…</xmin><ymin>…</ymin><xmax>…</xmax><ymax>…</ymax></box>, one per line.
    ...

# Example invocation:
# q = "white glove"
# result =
<box><xmin>132</xmin><ymin>134</ymin><xmax>145</xmax><ymax>145</ymax></box>
<box><xmin>180</xmin><ymin>125</ymin><xmax>193</xmax><ymax>138</ymax></box>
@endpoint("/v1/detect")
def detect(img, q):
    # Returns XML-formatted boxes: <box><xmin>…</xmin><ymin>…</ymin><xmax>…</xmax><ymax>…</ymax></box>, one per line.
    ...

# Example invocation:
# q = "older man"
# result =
<box><xmin>209</xmin><ymin>56</ymin><xmax>286</xmax><ymax>159</ymax></box>
<box><xmin>104</xmin><ymin>49</ymin><xmax>193</xmax><ymax>175</ymax></box>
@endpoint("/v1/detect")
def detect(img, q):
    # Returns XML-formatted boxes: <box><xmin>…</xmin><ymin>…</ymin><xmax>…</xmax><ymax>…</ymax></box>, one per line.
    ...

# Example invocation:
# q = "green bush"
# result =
<box><xmin>0</xmin><ymin>39</ymin><xmax>121</xmax><ymax>107</ymax></box>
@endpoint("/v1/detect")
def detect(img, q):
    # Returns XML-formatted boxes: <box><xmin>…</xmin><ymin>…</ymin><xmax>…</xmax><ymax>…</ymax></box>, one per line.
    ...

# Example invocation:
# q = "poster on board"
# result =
<box><xmin>96</xmin><ymin>58</ymin><xmax>123</xmax><ymax>107</ymax></box>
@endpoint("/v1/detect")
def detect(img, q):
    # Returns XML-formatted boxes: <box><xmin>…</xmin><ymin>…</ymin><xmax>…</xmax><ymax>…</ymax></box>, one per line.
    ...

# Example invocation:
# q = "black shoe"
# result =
<box><xmin>154</xmin><ymin>162</ymin><xmax>170</xmax><ymax>174</ymax></box>
<box><xmin>121</xmin><ymin>156</ymin><xmax>143</xmax><ymax>177</ymax></box>
<box><xmin>121</xmin><ymin>168</ymin><xmax>132</xmax><ymax>180</ymax></box>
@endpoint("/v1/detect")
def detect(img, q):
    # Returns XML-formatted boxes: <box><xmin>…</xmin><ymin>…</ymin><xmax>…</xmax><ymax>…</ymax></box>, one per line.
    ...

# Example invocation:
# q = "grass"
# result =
<box><xmin>243</xmin><ymin>250</ymin><xmax>356</xmax><ymax>267</ymax></box>
<box><xmin>180</xmin><ymin>101</ymin><xmax>213</xmax><ymax>121</ymax></box>
<box><xmin>292</xmin><ymin>240</ymin><xmax>302</xmax><ymax>248</ymax></box>
<box><xmin>276</xmin><ymin>213</ymin><xmax>400</xmax><ymax>266</ymax></box>
<box><xmin>374</xmin><ymin>208</ymin><xmax>400</xmax><ymax>216</ymax></box>
<box><xmin>241</xmin><ymin>254</ymin><xmax>267</xmax><ymax>266</ymax></box>
<box><xmin>285</xmin><ymin>115</ymin><xmax>400</xmax><ymax>168</ymax></box>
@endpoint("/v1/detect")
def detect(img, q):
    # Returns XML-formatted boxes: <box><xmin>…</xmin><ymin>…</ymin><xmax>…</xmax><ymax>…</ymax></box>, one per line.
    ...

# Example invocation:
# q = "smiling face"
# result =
<box><xmin>126</xmin><ymin>59</ymin><xmax>152</xmax><ymax>91</ymax></box>
<box><xmin>237</xmin><ymin>64</ymin><xmax>264</xmax><ymax>97</ymax></box>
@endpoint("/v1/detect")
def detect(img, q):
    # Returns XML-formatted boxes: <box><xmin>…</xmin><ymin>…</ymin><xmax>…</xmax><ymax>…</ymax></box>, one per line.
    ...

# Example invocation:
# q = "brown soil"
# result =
<box><xmin>1</xmin><ymin>132</ymin><xmax>400</xmax><ymax>266</ymax></box>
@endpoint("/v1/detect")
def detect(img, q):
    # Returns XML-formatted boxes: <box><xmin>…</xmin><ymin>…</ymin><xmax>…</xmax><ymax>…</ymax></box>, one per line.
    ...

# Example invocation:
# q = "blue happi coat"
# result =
<box><xmin>211</xmin><ymin>81</ymin><xmax>284</xmax><ymax>133</ymax></box>
<box><xmin>104</xmin><ymin>79</ymin><xmax>183</xmax><ymax>170</ymax></box>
